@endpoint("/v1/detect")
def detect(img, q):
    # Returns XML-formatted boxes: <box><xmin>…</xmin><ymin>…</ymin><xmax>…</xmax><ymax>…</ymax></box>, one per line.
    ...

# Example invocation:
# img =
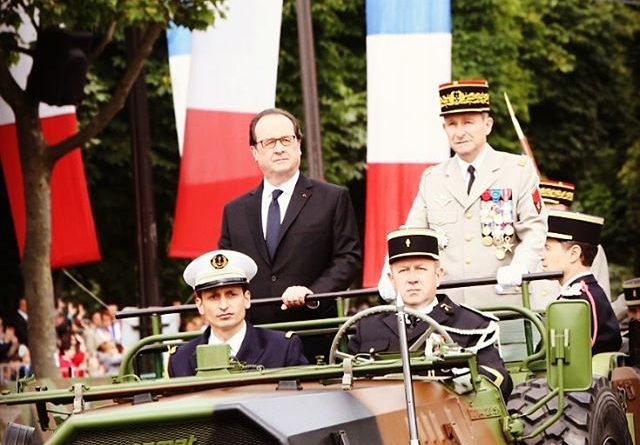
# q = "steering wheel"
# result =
<box><xmin>329</xmin><ymin>305</ymin><xmax>455</xmax><ymax>364</ymax></box>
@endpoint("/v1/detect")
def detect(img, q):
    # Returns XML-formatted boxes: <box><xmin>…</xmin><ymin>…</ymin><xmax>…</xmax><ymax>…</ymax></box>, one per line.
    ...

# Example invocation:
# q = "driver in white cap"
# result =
<box><xmin>169</xmin><ymin>250</ymin><xmax>308</xmax><ymax>377</ymax></box>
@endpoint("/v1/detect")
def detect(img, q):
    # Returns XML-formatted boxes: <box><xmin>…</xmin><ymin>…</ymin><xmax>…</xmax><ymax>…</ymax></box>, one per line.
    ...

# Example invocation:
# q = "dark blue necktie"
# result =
<box><xmin>266</xmin><ymin>189</ymin><xmax>283</xmax><ymax>259</ymax></box>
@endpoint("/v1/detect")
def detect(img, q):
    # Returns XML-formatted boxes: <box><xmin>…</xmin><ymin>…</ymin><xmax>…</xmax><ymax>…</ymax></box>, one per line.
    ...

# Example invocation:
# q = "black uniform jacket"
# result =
<box><xmin>218</xmin><ymin>173</ymin><xmax>361</xmax><ymax>324</ymax></box>
<box><xmin>348</xmin><ymin>294</ymin><xmax>513</xmax><ymax>399</ymax></box>
<box><xmin>168</xmin><ymin>323</ymin><xmax>308</xmax><ymax>377</ymax></box>
<box><xmin>559</xmin><ymin>273</ymin><xmax>621</xmax><ymax>355</ymax></box>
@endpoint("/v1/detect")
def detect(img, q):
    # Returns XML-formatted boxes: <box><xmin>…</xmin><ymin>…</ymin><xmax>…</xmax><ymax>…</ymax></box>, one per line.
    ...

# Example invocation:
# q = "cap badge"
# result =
<box><xmin>405</xmin><ymin>238</ymin><xmax>411</xmax><ymax>248</ymax></box>
<box><xmin>211</xmin><ymin>254</ymin><xmax>228</xmax><ymax>269</ymax></box>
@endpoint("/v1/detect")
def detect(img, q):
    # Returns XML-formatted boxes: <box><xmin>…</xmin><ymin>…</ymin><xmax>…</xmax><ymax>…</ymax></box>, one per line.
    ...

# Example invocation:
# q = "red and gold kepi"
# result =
<box><xmin>540</xmin><ymin>179</ymin><xmax>575</xmax><ymax>207</ymax></box>
<box><xmin>439</xmin><ymin>80</ymin><xmax>490</xmax><ymax>116</ymax></box>
<box><xmin>623</xmin><ymin>278</ymin><xmax>640</xmax><ymax>307</ymax></box>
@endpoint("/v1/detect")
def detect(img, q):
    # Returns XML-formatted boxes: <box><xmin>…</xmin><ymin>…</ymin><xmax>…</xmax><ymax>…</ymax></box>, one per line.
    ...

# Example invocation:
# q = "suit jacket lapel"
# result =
<box><xmin>465</xmin><ymin>146</ymin><xmax>501</xmax><ymax>210</ymax></box>
<box><xmin>278</xmin><ymin>174</ymin><xmax>313</xmax><ymax>245</ymax></box>
<box><xmin>443</xmin><ymin>158</ymin><xmax>467</xmax><ymax>208</ymax></box>
<box><xmin>244</xmin><ymin>183</ymin><xmax>271</xmax><ymax>265</ymax></box>
<box><xmin>236</xmin><ymin>323</ymin><xmax>261</xmax><ymax>363</ymax></box>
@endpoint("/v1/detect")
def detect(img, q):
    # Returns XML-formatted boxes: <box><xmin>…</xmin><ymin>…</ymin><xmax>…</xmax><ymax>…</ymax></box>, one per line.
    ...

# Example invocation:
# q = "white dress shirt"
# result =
<box><xmin>261</xmin><ymin>170</ymin><xmax>300</xmax><ymax>238</ymax></box>
<box><xmin>455</xmin><ymin>144</ymin><xmax>488</xmax><ymax>192</ymax></box>
<box><xmin>207</xmin><ymin>321</ymin><xmax>247</xmax><ymax>357</ymax></box>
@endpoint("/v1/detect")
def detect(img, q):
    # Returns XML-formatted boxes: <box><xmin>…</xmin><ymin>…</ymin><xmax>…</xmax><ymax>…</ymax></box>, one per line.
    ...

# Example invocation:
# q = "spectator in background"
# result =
<box><xmin>0</xmin><ymin>317</ymin><xmax>19</xmax><ymax>362</ymax></box>
<box><xmin>13</xmin><ymin>297</ymin><xmax>28</xmax><ymax>346</ymax></box>
<box><xmin>96</xmin><ymin>341</ymin><xmax>123</xmax><ymax>375</ymax></box>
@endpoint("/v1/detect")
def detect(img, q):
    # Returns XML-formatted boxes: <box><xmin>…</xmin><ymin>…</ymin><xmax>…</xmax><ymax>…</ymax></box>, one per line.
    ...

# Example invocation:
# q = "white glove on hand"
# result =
<box><xmin>378</xmin><ymin>257</ymin><xmax>396</xmax><ymax>302</ymax></box>
<box><xmin>495</xmin><ymin>264</ymin><xmax>528</xmax><ymax>294</ymax></box>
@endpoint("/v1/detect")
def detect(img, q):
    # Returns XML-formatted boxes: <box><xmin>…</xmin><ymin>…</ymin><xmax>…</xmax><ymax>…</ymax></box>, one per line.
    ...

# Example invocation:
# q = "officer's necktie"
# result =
<box><xmin>406</xmin><ymin>314</ymin><xmax>421</xmax><ymax>329</ymax></box>
<box><xmin>467</xmin><ymin>165</ymin><xmax>476</xmax><ymax>195</ymax></box>
<box><xmin>266</xmin><ymin>189</ymin><xmax>284</xmax><ymax>259</ymax></box>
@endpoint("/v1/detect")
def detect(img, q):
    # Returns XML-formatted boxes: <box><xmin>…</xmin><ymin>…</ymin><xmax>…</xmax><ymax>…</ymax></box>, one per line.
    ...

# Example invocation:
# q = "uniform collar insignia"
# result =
<box><xmin>560</xmin><ymin>282</ymin><xmax>583</xmax><ymax>297</ymax></box>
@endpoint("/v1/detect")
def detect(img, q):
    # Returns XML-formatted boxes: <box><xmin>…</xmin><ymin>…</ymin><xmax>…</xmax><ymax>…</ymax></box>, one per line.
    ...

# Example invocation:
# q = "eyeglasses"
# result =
<box><xmin>256</xmin><ymin>135</ymin><xmax>297</xmax><ymax>150</ymax></box>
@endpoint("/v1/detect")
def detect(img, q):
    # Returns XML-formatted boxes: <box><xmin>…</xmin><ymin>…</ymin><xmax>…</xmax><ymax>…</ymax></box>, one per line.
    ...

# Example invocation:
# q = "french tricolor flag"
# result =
<box><xmin>0</xmin><ymin>19</ymin><xmax>100</xmax><ymax>268</ymax></box>
<box><xmin>168</xmin><ymin>0</ymin><xmax>283</xmax><ymax>258</ymax></box>
<box><xmin>363</xmin><ymin>0</ymin><xmax>451</xmax><ymax>286</ymax></box>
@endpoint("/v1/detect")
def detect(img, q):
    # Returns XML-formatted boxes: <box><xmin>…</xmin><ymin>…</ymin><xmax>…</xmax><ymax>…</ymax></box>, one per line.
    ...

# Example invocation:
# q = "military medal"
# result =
<box><xmin>504</xmin><ymin>224</ymin><xmax>514</xmax><ymax>236</ymax></box>
<box><xmin>502</xmin><ymin>236</ymin><xmax>514</xmax><ymax>253</ymax></box>
<box><xmin>496</xmin><ymin>248</ymin><xmax>506</xmax><ymax>260</ymax></box>
<box><xmin>482</xmin><ymin>236</ymin><xmax>493</xmax><ymax>246</ymax></box>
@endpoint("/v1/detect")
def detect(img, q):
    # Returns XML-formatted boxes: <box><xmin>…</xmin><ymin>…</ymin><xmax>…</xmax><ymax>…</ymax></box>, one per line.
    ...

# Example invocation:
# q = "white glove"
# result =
<box><xmin>377</xmin><ymin>257</ymin><xmax>396</xmax><ymax>302</ymax></box>
<box><xmin>495</xmin><ymin>264</ymin><xmax>528</xmax><ymax>294</ymax></box>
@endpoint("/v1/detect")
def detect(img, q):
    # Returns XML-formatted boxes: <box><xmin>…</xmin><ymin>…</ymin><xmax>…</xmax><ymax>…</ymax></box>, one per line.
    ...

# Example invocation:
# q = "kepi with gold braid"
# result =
<box><xmin>540</xmin><ymin>179</ymin><xmax>575</xmax><ymax>207</ymax></box>
<box><xmin>547</xmin><ymin>210</ymin><xmax>604</xmax><ymax>245</ymax></box>
<box><xmin>387</xmin><ymin>228</ymin><xmax>439</xmax><ymax>263</ymax></box>
<box><xmin>183</xmin><ymin>249</ymin><xmax>258</xmax><ymax>292</ymax></box>
<box><xmin>623</xmin><ymin>278</ymin><xmax>640</xmax><ymax>307</ymax></box>
<box><xmin>439</xmin><ymin>80</ymin><xmax>490</xmax><ymax>116</ymax></box>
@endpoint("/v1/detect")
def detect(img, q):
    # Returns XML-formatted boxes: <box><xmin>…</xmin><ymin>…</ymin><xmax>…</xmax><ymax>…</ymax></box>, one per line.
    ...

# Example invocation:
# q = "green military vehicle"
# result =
<box><xmin>1</xmin><ymin>273</ymin><xmax>638</xmax><ymax>445</ymax></box>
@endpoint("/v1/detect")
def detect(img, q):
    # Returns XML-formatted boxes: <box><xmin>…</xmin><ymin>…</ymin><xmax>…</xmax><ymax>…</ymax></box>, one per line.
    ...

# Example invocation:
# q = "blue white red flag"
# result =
<box><xmin>363</xmin><ymin>0</ymin><xmax>451</xmax><ymax>286</ymax></box>
<box><xmin>0</xmin><ymin>17</ymin><xmax>100</xmax><ymax>268</ymax></box>
<box><xmin>168</xmin><ymin>0</ymin><xmax>283</xmax><ymax>258</ymax></box>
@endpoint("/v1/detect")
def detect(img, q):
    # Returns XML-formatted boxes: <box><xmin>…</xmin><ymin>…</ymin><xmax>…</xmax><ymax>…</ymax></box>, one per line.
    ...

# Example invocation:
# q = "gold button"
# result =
<box><xmin>465</xmin><ymin>234</ymin><xmax>472</xmax><ymax>242</ymax></box>
<box><xmin>465</xmin><ymin>211</ymin><xmax>472</xmax><ymax>219</ymax></box>
<box><xmin>465</xmin><ymin>257</ymin><xmax>471</xmax><ymax>264</ymax></box>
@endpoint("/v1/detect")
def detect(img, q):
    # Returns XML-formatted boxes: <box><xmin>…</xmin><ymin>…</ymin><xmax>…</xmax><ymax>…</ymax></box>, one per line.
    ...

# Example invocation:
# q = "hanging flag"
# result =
<box><xmin>363</xmin><ymin>0</ymin><xmax>451</xmax><ymax>286</ymax></box>
<box><xmin>0</xmin><ymin>17</ymin><xmax>100</xmax><ymax>268</ymax></box>
<box><xmin>166</xmin><ymin>23</ymin><xmax>192</xmax><ymax>156</ymax></box>
<box><xmin>168</xmin><ymin>0</ymin><xmax>283</xmax><ymax>258</ymax></box>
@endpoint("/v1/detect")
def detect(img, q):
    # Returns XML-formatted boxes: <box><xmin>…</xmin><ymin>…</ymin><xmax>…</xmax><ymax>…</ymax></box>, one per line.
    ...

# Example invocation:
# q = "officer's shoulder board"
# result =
<box><xmin>517</xmin><ymin>155</ymin><xmax>528</xmax><ymax>167</ymax></box>
<box><xmin>459</xmin><ymin>303</ymin><xmax>499</xmax><ymax>321</ymax></box>
<box><xmin>423</xmin><ymin>165</ymin><xmax>435</xmax><ymax>176</ymax></box>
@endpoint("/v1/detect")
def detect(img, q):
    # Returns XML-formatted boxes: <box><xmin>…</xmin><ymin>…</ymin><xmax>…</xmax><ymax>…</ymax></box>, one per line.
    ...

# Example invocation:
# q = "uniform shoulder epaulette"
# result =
<box><xmin>423</xmin><ymin>165</ymin><xmax>435</xmax><ymax>176</ymax></box>
<box><xmin>517</xmin><ymin>155</ymin><xmax>528</xmax><ymax>167</ymax></box>
<box><xmin>459</xmin><ymin>303</ymin><xmax>499</xmax><ymax>321</ymax></box>
<box><xmin>284</xmin><ymin>331</ymin><xmax>295</xmax><ymax>339</ymax></box>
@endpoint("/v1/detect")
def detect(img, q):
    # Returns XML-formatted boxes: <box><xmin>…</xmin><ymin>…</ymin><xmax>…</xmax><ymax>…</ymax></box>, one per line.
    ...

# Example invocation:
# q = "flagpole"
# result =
<box><xmin>503</xmin><ymin>92</ymin><xmax>542</xmax><ymax>178</ymax></box>
<box><xmin>295</xmin><ymin>0</ymin><xmax>324</xmax><ymax>180</ymax></box>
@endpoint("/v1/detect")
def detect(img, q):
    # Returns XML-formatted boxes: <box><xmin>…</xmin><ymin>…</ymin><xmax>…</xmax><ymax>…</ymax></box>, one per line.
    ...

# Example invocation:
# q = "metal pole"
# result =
<box><xmin>395</xmin><ymin>292</ymin><xmax>420</xmax><ymax>444</ymax></box>
<box><xmin>295</xmin><ymin>0</ymin><xmax>324</xmax><ymax>180</ymax></box>
<box><xmin>125</xmin><ymin>27</ymin><xmax>162</xmax><ymax>336</ymax></box>
<box><xmin>115</xmin><ymin>271</ymin><xmax>564</xmax><ymax>319</ymax></box>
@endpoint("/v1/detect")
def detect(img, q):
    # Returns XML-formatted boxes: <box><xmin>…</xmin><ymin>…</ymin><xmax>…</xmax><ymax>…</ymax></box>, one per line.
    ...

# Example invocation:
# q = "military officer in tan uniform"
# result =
<box><xmin>381</xmin><ymin>80</ymin><xmax>547</xmax><ymax>308</ymax></box>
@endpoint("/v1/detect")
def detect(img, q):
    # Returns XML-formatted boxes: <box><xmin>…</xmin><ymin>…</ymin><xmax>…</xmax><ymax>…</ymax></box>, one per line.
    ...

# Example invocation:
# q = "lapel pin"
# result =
<box><xmin>302</xmin><ymin>193</ymin><xmax>308</xmax><ymax>198</ymax></box>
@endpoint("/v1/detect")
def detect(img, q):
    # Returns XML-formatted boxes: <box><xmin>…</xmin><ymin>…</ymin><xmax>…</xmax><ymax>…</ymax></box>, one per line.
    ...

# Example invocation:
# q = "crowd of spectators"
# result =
<box><xmin>1</xmin><ymin>298</ymin><xmax>126</xmax><ymax>382</ymax></box>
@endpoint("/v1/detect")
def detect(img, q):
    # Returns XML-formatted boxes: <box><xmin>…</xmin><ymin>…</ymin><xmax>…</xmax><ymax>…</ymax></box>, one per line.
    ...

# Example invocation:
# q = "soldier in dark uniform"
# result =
<box><xmin>349</xmin><ymin>228</ymin><xmax>513</xmax><ymax>400</ymax></box>
<box><xmin>169</xmin><ymin>250</ymin><xmax>308</xmax><ymax>377</ymax></box>
<box><xmin>542</xmin><ymin>210</ymin><xmax>621</xmax><ymax>354</ymax></box>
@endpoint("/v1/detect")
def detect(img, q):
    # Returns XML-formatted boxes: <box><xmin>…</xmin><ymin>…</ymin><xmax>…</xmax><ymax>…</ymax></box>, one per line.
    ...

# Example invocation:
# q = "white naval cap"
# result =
<box><xmin>183</xmin><ymin>250</ymin><xmax>258</xmax><ymax>292</ymax></box>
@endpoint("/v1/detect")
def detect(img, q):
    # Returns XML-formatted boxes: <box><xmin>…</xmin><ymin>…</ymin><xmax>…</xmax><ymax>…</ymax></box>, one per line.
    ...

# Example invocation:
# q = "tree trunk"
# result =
<box><xmin>17</xmin><ymin>103</ymin><xmax>59</xmax><ymax>379</ymax></box>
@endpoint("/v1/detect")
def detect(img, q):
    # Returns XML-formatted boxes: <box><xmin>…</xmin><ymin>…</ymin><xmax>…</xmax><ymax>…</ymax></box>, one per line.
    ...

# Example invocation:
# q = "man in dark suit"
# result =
<box><xmin>349</xmin><ymin>228</ymin><xmax>513</xmax><ymax>400</ymax></box>
<box><xmin>542</xmin><ymin>210</ymin><xmax>621</xmax><ymax>354</ymax></box>
<box><xmin>218</xmin><ymin>108</ymin><xmax>361</xmax><ymax>361</ymax></box>
<box><xmin>169</xmin><ymin>249</ymin><xmax>308</xmax><ymax>378</ymax></box>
